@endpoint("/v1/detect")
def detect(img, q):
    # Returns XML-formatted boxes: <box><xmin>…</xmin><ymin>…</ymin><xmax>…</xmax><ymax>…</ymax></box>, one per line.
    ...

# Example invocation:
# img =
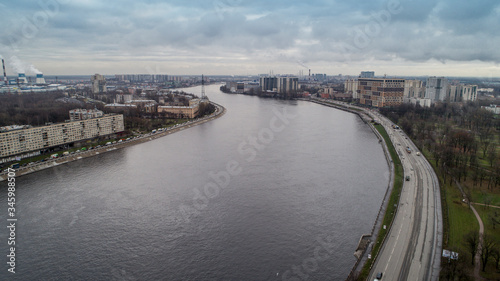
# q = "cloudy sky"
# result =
<box><xmin>0</xmin><ymin>0</ymin><xmax>499</xmax><ymax>77</ymax></box>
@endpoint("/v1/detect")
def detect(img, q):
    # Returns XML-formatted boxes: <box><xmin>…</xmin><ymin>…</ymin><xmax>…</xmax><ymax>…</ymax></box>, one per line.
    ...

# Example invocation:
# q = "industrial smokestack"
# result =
<box><xmin>2</xmin><ymin>59</ymin><xmax>7</xmax><ymax>85</ymax></box>
<box><xmin>35</xmin><ymin>73</ymin><xmax>46</xmax><ymax>84</ymax></box>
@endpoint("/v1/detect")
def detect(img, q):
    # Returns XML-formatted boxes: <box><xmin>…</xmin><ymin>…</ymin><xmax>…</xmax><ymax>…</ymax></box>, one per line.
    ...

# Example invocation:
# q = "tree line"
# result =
<box><xmin>380</xmin><ymin>102</ymin><xmax>500</xmax><ymax>190</ymax></box>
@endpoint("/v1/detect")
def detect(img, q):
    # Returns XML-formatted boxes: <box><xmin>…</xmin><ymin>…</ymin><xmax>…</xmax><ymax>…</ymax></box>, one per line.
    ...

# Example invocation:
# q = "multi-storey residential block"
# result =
<box><xmin>358</xmin><ymin>78</ymin><xmax>405</xmax><ymax>107</ymax></box>
<box><xmin>425</xmin><ymin>77</ymin><xmax>448</xmax><ymax>102</ymax></box>
<box><xmin>69</xmin><ymin>108</ymin><xmax>104</xmax><ymax>121</ymax></box>
<box><xmin>446</xmin><ymin>84</ymin><xmax>477</xmax><ymax>102</ymax></box>
<box><xmin>91</xmin><ymin>74</ymin><xmax>107</xmax><ymax>94</ymax></box>
<box><xmin>461</xmin><ymin>85</ymin><xmax>478</xmax><ymax>102</ymax></box>
<box><xmin>0</xmin><ymin>114</ymin><xmax>124</xmax><ymax>158</ymax></box>
<box><xmin>158</xmin><ymin>99</ymin><xmax>203</xmax><ymax>119</ymax></box>
<box><xmin>260</xmin><ymin>77</ymin><xmax>298</xmax><ymax>93</ymax></box>
<box><xmin>344</xmin><ymin>79</ymin><xmax>359</xmax><ymax>99</ymax></box>
<box><xmin>404</xmin><ymin>80</ymin><xmax>424</xmax><ymax>99</ymax></box>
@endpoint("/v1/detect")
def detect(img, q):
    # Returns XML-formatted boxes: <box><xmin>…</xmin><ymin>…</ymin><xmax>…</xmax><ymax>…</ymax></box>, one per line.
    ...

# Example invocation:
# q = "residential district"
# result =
<box><xmin>0</xmin><ymin>69</ymin><xmax>499</xmax><ymax>166</ymax></box>
<box><xmin>0</xmin><ymin>67</ymin><xmax>499</xmax><ymax>280</ymax></box>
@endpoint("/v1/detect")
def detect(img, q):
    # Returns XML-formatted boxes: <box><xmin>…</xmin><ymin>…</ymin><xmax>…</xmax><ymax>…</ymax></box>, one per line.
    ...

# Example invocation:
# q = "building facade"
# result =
<box><xmin>69</xmin><ymin>108</ymin><xmax>104</xmax><ymax>121</ymax></box>
<box><xmin>115</xmin><ymin>74</ymin><xmax>169</xmax><ymax>83</ymax></box>
<box><xmin>425</xmin><ymin>77</ymin><xmax>448</xmax><ymax>102</ymax></box>
<box><xmin>0</xmin><ymin>114</ymin><xmax>124</xmax><ymax>158</ymax></box>
<box><xmin>260</xmin><ymin>77</ymin><xmax>298</xmax><ymax>93</ymax></box>
<box><xmin>344</xmin><ymin>79</ymin><xmax>359</xmax><ymax>99</ymax></box>
<box><xmin>482</xmin><ymin>104</ymin><xmax>500</xmax><ymax>114</ymax></box>
<box><xmin>358</xmin><ymin>78</ymin><xmax>405</xmax><ymax>107</ymax></box>
<box><xmin>260</xmin><ymin>77</ymin><xmax>278</xmax><ymax>92</ymax></box>
<box><xmin>277</xmin><ymin>77</ymin><xmax>298</xmax><ymax>93</ymax></box>
<box><xmin>360</xmin><ymin>71</ymin><xmax>375</xmax><ymax>78</ymax></box>
<box><xmin>445</xmin><ymin>84</ymin><xmax>478</xmax><ymax>102</ymax></box>
<box><xmin>91</xmin><ymin>74</ymin><xmax>107</xmax><ymax>94</ymax></box>
<box><xmin>158</xmin><ymin>99</ymin><xmax>202</xmax><ymax>118</ymax></box>
<box><xmin>404</xmin><ymin>80</ymin><xmax>424</xmax><ymax>99</ymax></box>
<box><xmin>461</xmin><ymin>85</ymin><xmax>478</xmax><ymax>102</ymax></box>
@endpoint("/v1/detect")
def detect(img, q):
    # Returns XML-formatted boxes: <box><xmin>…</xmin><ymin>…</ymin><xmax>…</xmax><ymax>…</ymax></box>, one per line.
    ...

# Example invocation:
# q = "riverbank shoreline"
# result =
<box><xmin>0</xmin><ymin>102</ymin><xmax>226</xmax><ymax>182</ymax></box>
<box><xmin>303</xmin><ymin>98</ymin><xmax>397</xmax><ymax>280</ymax></box>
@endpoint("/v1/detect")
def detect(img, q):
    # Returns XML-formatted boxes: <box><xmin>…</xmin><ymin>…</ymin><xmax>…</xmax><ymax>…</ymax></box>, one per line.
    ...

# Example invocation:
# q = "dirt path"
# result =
<box><xmin>454</xmin><ymin>179</ymin><xmax>484</xmax><ymax>281</ymax></box>
<box><xmin>472</xmin><ymin>202</ymin><xmax>500</xmax><ymax>209</ymax></box>
<box><xmin>470</xmin><ymin>205</ymin><xmax>484</xmax><ymax>281</ymax></box>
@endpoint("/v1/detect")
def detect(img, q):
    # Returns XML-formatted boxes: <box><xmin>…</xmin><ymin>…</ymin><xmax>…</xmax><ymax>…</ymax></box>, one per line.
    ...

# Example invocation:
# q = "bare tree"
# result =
<box><xmin>480</xmin><ymin>234</ymin><xmax>497</xmax><ymax>272</ymax></box>
<box><xmin>486</xmin><ymin>144</ymin><xmax>497</xmax><ymax>168</ymax></box>
<box><xmin>439</xmin><ymin>249</ymin><xmax>470</xmax><ymax>281</ymax></box>
<box><xmin>464</xmin><ymin>231</ymin><xmax>479</xmax><ymax>266</ymax></box>
<box><xmin>492</xmin><ymin>247</ymin><xmax>500</xmax><ymax>271</ymax></box>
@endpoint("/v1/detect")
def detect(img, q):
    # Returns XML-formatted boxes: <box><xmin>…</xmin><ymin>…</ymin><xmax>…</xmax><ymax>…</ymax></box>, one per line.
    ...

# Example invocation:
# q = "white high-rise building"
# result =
<box><xmin>404</xmin><ymin>80</ymin><xmax>424</xmax><ymax>99</ymax></box>
<box><xmin>447</xmin><ymin>84</ymin><xmax>478</xmax><ymax>102</ymax></box>
<box><xmin>462</xmin><ymin>85</ymin><xmax>477</xmax><ymax>102</ymax></box>
<box><xmin>91</xmin><ymin>74</ymin><xmax>107</xmax><ymax>94</ymax></box>
<box><xmin>425</xmin><ymin>77</ymin><xmax>449</xmax><ymax>102</ymax></box>
<box><xmin>260</xmin><ymin>76</ymin><xmax>298</xmax><ymax>93</ymax></box>
<box><xmin>277</xmin><ymin>77</ymin><xmax>298</xmax><ymax>93</ymax></box>
<box><xmin>344</xmin><ymin>79</ymin><xmax>359</xmax><ymax>99</ymax></box>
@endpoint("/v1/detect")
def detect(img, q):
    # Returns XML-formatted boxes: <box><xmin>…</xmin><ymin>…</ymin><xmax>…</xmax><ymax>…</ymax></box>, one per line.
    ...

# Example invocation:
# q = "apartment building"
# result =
<box><xmin>69</xmin><ymin>108</ymin><xmax>104</xmax><ymax>121</ymax></box>
<box><xmin>91</xmin><ymin>74</ymin><xmax>107</xmax><ymax>94</ymax></box>
<box><xmin>425</xmin><ymin>77</ymin><xmax>448</xmax><ymax>102</ymax></box>
<box><xmin>260</xmin><ymin>77</ymin><xmax>299</xmax><ymax>93</ymax></box>
<box><xmin>0</xmin><ymin>114</ymin><xmax>124</xmax><ymax>158</ymax></box>
<box><xmin>158</xmin><ymin>99</ymin><xmax>202</xmax><ymax>118</ymax></box>
<box><xmin>344</xmin><ymin>79</ymin><xmax>359</xmax><ymax>99</ymax></box>
<box><xmin>358</xmin><ymin>78</ymin><xmax>405</xmax><ymax>107</ymax></box>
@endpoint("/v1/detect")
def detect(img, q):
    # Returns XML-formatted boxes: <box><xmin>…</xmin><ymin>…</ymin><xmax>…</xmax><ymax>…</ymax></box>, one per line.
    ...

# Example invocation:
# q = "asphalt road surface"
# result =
<box><xmin>368</xmin><ymin>111</ymin><xmax>442</xmax><ymax>281</ymax></box>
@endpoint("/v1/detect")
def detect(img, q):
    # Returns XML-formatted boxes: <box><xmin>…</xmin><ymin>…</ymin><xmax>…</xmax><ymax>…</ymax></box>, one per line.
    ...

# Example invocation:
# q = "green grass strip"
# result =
<box><xmin>358</xmin><ymin>124</ymin><xmax>404</xmax><ymax>280</ymax></box>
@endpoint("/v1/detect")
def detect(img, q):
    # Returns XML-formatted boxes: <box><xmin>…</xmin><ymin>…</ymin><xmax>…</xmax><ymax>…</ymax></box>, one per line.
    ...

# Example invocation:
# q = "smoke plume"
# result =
<box><xmin>9</xmin><ymin>55</ymin><xmax>41</xmax><ymax>74</ymax></box>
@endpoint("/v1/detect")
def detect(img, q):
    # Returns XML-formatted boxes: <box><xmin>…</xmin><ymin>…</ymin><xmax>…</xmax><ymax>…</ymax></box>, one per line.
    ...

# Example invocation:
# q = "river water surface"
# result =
<box><xmin>0</xmin><ymin>84</ymin><xmax>389</xmax><ymax>280</ymax></box>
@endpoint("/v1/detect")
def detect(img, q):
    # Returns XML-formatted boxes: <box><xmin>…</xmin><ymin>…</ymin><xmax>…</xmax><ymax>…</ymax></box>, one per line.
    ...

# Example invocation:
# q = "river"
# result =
<box><xmin>0</xmin><ymin>84</ymin><xmax>389</xmax><ymax>280</ymax></box>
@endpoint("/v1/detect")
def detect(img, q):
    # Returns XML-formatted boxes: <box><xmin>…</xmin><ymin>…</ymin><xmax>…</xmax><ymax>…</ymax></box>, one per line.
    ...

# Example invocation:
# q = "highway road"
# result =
<box><xmin>368</xmin><ymin>111</ymin><xmax>442</xmax><ymax>281</ymax></box>
<box><xmin>308</xmin><ymin>98</ymin><xmax>442</xmax><ymax>281</ymax></box>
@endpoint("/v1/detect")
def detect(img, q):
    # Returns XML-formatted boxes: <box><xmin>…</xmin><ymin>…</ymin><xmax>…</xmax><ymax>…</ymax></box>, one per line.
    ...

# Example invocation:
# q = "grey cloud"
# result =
<box><xmin>1</xmin><ymin>0</ymin><xmax>499</xmax><ymax>75</ymax></box>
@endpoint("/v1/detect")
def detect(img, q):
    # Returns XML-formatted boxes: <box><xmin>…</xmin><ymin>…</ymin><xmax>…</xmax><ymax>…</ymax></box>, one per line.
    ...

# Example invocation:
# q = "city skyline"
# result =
<box><xmin>0</xmin><ymin>0</ymin><xmax>499</xmax><ymax>77</ymax></box>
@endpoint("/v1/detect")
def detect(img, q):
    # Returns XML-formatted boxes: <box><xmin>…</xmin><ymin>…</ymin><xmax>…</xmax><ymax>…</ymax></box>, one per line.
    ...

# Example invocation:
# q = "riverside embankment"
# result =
<box><xmin>304</xmin><ymin>98</ymin><xmax>398</xmax><ymax>280</ymax></box>
<box><xmin>0</xmin><ymin>102</ymin><xmax>226</xmax><ymax>181</ymax></box>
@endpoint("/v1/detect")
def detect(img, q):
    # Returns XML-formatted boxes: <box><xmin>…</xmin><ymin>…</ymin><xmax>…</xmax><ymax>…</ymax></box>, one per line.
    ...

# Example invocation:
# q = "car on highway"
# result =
<box><xmin>374</xmin><ymin>272</ymin><xmax>383</xmax><ymax>280</ymax></box>
<box><xmin>406</xmin><ymin>175</ymin><xmax>410</xmax><ymax>181</ymax></box>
